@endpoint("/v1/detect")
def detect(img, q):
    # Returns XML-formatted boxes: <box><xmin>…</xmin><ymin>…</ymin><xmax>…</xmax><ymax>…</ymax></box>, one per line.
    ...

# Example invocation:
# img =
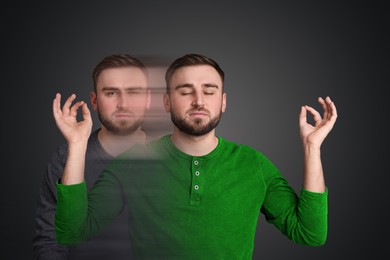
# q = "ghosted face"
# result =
<box><xmin>164</xmin><ymin>65</ymin><xmax>226</xmax><ymax>136</ymax></box>
<box><xmin>91</xmin><ymin>67</ymin><xmax>151</xmax><ymax>135</ymax></box>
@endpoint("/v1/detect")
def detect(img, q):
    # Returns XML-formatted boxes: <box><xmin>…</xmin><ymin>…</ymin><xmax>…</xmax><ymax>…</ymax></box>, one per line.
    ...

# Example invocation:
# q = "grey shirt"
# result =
<box><xmin>33</xmin><ymin>129</ymin><xmax>153</xmax><ymax>259</ymax></box>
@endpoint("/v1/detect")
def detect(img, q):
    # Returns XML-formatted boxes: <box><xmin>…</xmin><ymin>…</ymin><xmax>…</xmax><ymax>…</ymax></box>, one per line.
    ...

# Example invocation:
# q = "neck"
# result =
<box><xmin>98</xmin><ymin>127</ymin><xmax>147</xmax><ymax>157</ymax></box>
<box><xmin>170</xmin><ymin>127</ymin><xmax>218</xmax><ymax>156</ymax></box>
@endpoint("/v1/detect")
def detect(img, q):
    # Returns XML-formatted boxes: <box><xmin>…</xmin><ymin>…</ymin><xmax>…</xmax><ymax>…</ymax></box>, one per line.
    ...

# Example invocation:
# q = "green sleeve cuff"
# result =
<box><xmin>300</xmin><ymin>186</ymin><xmax>328</xmax><ymax>196</ymax></box>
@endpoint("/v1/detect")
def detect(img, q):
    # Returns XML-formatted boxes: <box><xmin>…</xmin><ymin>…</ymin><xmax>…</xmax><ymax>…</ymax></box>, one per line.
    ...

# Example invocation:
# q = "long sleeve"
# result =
<box><xmin>55</xmin><ymin>169</ymin><xmax>125</xmax><ymax>245</ymax></box>
<box><xmin>33</xmin><ymin>145</ymin><xmax>69</xmax><ymax>259</ymax></box>
<box><xmin>55</xmin><ymin>182</ymin><xmax>88</xmax><ymax>245</ymax></box>
<box><xmin>259</xmin><ymin>155</ymin><xmax>328</xmax><ymax>246</ymax></box>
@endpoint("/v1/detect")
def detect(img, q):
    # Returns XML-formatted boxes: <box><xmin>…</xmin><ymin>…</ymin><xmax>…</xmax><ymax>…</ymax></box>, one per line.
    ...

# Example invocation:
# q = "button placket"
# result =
<box><xmin>190</xmin><ymin>158</ymin><xmax>203</xmax><ymax>206</ymax></box>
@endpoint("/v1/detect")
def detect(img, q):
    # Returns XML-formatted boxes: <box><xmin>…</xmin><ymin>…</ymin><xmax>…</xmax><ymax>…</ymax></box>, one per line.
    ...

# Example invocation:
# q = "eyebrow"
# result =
<box><xmin>175</xmin><ymin>84</ymin><xmax>193</xmax><ymax>90</ymax></box>
<box><xmin>203</xmin><ymin>83</ymin><xmax>219</xmax><ymax>89</ymax></box>
<box><xmin>101</xmin><ymin>86</ymin><xmax>146</xmax><ymax>91</ymax></box>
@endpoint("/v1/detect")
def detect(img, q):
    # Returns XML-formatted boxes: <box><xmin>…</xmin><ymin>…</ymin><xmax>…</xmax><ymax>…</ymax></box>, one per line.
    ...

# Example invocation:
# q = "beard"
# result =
<box><xmin>170</xmin><ymin>108</ymin><xmax>222</xmax><ymax>136</ymax></box>
<box><xmin>97</xmin><ymin>108</ymin><xmax>144</xmax><ymax>136</ymax></box>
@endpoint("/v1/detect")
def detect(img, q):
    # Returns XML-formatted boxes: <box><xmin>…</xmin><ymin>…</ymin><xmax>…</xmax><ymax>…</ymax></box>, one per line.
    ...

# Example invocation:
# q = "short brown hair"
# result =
<box><xmin>165</xmin><ymin>54</ymin><xmax>224</xmax><ymax>93</ymax></box>
<box><xmin>92</xmin><ymin>54</ymin><xmax>147</xmax><ymax>91</ymax></box>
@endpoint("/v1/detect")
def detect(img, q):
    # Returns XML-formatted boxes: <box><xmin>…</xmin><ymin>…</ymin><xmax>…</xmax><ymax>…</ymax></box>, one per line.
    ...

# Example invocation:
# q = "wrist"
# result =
<box><xmin>67</xmin><ymin>141</ymin><xmax>88</xmax><ymax>152</ymax></box>
<box><xmin>303</xmin><ymin>142</ymin><xmax>321</xmax><ymax>153</ymax></box>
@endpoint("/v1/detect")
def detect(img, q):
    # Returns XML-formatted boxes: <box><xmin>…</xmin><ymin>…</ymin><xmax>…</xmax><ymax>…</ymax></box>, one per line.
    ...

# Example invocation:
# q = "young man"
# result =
<box><xmin>54</xmin><ymin>53</ymin><xmax>338</xmax><ymax>259</ymax></box>
<box><xmin>33</xmin><ymin>54</ymin><xmax>152</xmax><ymax>259</ymax></box>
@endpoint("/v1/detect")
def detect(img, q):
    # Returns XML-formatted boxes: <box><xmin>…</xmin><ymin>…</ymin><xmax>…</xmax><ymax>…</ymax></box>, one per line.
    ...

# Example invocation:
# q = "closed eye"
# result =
<box><xmin>128</xmin><ymin>90</ymin><xmax>142</xmax><ymax>95</ymax></box>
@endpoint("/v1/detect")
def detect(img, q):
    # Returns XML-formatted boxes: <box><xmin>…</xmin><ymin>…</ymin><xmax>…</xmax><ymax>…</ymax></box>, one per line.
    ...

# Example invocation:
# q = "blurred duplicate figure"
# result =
<box><xmin>33</xmin><ymin>54</ymin><xmax>153</xmax><ymax>259</ymax></box>
<box><xmin>54</xmin><ymin>53</ymin><xmax>338</xmax><ymax>259</ymax></box>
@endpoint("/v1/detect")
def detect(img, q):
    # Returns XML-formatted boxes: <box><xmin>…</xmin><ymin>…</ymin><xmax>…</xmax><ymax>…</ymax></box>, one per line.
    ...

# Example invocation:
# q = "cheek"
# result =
<box><xmin>130</xmin><ymin>96</ymin><xmax>149</xmax><ymax>108</ymax></box>
<box><xmin>207</xmin><ymin>97</ymin><xmax>223</xmax><ymax>111</ymax></box>
<box><xmin>170</xmin><ymin>100</ymin><xmax>187</xmax><ymax>112</ymax></box>
<box><xmin>97</xmin><ymin>99</ymin><xmax>115</xmax><ymax>111</ymax></box>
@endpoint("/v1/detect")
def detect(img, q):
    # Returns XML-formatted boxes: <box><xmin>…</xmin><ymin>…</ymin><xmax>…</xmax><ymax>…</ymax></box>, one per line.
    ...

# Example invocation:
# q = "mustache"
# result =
<box><xmin>113</xmin><ymin>110</ymin><xmax>135</xmax><ymax>116</ymax></box>
<box><xmin>187</xmin><ymin>108</ymin><xmax>210</xmax><ymax>115</ymax></box>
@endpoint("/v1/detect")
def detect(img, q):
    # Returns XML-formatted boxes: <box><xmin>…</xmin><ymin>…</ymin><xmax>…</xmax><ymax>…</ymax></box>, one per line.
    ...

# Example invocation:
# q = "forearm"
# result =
<box><xmin>295</xmin><ymin>188</ymin><xmax>328</xmax><ymax>246</ymax></box>
<box><xmin>33</xmin><ymin>193</ymin><xmax>69</xmax><ymax>259</ymax></box>
<box><xmin>302</xmin><ymin>145</ymin><xmax>325</xmax><ymax>193</ymax></box>
<box><xmin>56</xmin><ymin>182</ymin><xmax>88</xmax><ymax>245</ymax></box>
<box><xmin>33</xmin><ymin>151</ymin><xmax>69</xmax><ymax>259</ymax></box>
<box><xmin>33</xmin><ymin>245</ymin><xmax>68</xmax><ymax>260</ymax></box>
<box><xmin>56</xmin><ymin>169</ymin><xmax>124</xmax><ymax>245</ymax></box>
<box><xmin>61</xmin><ymin>142</ymin><xmax>88</xmax><ymax>185</ymax></box>
<box><xmin>261</xmin><ymin>160</ymin><xmax>328</xmax><ymax>246</ymax></box>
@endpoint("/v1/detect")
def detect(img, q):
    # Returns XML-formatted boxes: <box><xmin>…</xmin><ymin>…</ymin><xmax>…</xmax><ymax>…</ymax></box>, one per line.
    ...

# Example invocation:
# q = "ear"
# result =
<box><xmin>163</xmin><ymin>93</ymin><xmax>171</xmax><ymax>113</ymax></box>
<box><xmin>90</xmin><ymin>91</ymin><xmax>98</xmax><ymax>111</ymax></box>
<box><xmin>221</xmin><ymin>92</ymin><xmax>227</xmax><ymax>113</ymax></box>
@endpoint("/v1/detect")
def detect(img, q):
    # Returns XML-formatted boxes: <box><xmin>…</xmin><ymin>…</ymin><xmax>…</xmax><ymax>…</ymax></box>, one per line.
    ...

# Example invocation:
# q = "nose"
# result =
<box><xmin>192</xmin><ymin>91</ymin><xmax>204</xmax><ymax>107</ymax></box>
<box><xmin>117</xmin><ymin>93</ymin><xmax>129</xmax><ymax>108</ymax></box>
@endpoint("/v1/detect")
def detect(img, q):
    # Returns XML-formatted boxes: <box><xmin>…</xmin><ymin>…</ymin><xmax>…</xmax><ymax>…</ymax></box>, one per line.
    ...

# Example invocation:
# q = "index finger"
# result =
<box><xmin>52</xmin><ymin>93</ymin><xmax>62</xmax><ymax>120</ymax></box>
<box><xmin>326</xmin><ymin>97</ymin><xmax>338</xmax><ymax>122</ymax></box>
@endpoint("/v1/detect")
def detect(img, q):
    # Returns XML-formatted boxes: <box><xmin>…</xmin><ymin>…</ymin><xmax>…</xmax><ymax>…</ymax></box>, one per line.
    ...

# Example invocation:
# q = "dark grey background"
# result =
<box><xmin>2</xmin><ymin>1</ymin><xmax>388</xmax><ymax>259</ymax></box>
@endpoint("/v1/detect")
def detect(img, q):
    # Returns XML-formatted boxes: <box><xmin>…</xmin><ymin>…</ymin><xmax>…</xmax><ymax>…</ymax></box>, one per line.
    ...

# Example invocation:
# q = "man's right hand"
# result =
<box><xmin>52</xmin><ymin>93</ymin><xmax>92</xmax><ymax>145</ymax></box>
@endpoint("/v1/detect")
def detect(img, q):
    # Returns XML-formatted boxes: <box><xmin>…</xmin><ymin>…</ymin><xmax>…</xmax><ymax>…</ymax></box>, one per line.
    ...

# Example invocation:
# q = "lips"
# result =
<box><xmin>190</xmin><ymin>112</ymin><xmax>207</xmax><ymax>116</ymax></box>
<box><xmin>188</xmin><ymin>109</ymin><xmax>209</xmax><ymax>117</ymax></box>
<box><xmin>115</xmin><ymin>114</ymin><xmax>134</xmax><ymax>117</ymax></box>
<box><xmin>113</xmin><ymin>111</ymin><xmax>135</xmax><ymax>118</ymax></box>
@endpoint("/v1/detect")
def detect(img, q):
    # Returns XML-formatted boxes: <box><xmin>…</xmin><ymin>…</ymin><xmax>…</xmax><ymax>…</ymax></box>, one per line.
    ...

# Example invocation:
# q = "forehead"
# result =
<box><xmin>170</xmin><ymin>65</ymin><xmax>222</xmax><ymax>88</ymax></box>
<box><xmin>97</xmin><ymin>67</ymin><xmax>148</xmax><ymax>88</ymax></box>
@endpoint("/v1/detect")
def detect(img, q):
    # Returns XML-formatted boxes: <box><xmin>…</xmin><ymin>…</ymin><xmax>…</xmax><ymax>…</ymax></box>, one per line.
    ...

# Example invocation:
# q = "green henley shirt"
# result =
<box><xmin>56</xmin><ymin>135</ymin><xmax>328</xmax><ymax>259</ymax></box>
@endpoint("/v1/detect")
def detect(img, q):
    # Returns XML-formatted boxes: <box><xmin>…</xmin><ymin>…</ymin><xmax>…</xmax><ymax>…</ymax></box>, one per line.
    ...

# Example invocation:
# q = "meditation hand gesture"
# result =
<box><xmin>299</xmin><ymin>96</ymin><xmax>338</xmax><ymax>149</ymax></box>
<box><xmin>52</xmin><ymin>93</ymin><xmax>92</xmax><ymax>145</ymax></box>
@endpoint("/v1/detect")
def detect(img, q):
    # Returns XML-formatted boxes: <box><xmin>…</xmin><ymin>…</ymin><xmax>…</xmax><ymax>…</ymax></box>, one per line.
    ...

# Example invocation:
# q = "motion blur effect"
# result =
<box><xmin>33</xmin><ymin>54</ymin><xmax>172</xmax><ymax>260</ymax></box>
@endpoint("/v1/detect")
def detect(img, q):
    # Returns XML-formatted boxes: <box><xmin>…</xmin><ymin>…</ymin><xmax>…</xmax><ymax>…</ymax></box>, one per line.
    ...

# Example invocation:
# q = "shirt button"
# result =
<box><xmin>194</xmin><ymin>160</ymin><xmax>199</xmax><ymax>165</ymax></box>
<box><xmin>194</xmin><ymin>185</ymin><xmax>199</xmax><ymax>190</ymax></box>
<box><xmin>195</xmin><ymin>171</ymin><xmax>200</xmax><ymax>176</ymax></box>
